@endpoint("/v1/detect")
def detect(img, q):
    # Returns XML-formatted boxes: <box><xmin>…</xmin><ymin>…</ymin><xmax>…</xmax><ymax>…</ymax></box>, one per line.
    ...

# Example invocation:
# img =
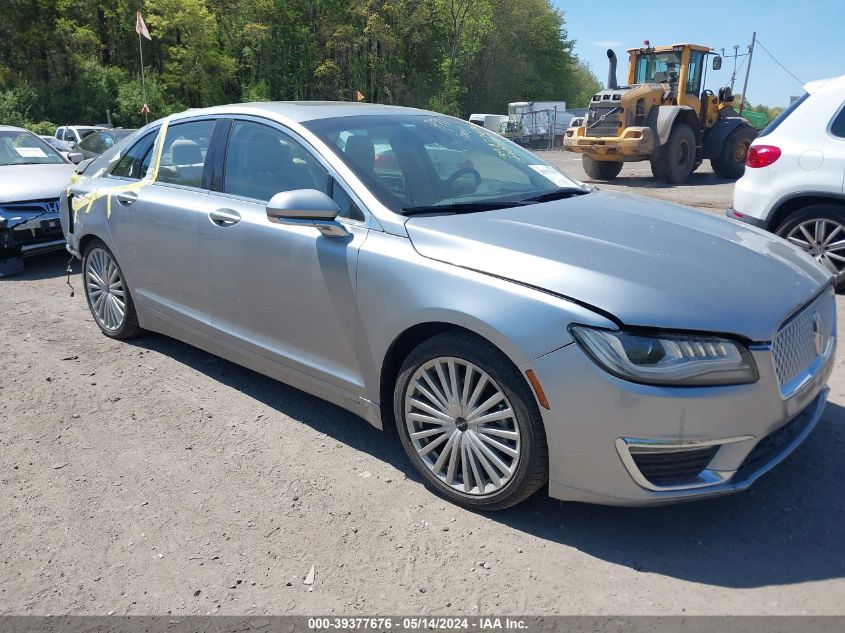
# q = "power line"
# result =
<box><xmin>755</xmin><ymin>38</ymin><xmax>804</xmax><ymax>85</ymax></box>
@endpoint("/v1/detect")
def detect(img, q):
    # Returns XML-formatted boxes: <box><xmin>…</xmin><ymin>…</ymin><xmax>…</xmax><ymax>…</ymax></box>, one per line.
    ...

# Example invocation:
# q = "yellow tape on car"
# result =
<box><xmin>70</xmin><ymin>117</ymin><xmax>172</xmax><ymax>222</ymax></box>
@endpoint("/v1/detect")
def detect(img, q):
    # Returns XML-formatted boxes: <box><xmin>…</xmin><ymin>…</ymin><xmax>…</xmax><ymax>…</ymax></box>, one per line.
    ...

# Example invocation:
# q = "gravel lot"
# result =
<box><xmin>2</xmin><ymin>160</ymin><xmax>844</xmax><ymax>616</ymax></box>
<box><xmin>538</xmin><ymin>150</ymin><xmax>735</xmax><ymax>214</ymax></box>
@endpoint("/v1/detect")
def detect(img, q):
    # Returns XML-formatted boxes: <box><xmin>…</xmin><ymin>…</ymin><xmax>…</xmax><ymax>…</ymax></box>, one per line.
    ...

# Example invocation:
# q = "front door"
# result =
<box><xmin>204</xmin><ymin>118</ymin><xmax>370</xmax><ymax>393</ymax></box>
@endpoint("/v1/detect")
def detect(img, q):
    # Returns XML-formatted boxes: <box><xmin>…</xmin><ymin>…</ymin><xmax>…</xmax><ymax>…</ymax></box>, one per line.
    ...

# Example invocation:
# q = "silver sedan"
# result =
<box><xmin>60</xmin><ymin>103</ymin><xmax>836</xmax><ymax>509</ymax></box>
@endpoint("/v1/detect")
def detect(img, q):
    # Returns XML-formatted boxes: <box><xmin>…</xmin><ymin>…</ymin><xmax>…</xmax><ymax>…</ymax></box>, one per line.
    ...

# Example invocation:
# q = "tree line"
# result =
<box><xmin>0</xmin><ymin>0</ymin><xmax>602</xmax><ymax>132</ymax></box>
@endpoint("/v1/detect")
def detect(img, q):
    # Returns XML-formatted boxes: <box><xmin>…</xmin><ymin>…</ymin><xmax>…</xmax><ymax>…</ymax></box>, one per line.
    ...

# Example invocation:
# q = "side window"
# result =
<box><xmin>831</xmin><ymin>104</ymin><xmax>845</xmax><ymax>138</ymax></box>
<box><xmin>686</xmin><ymin>51</ymin><xmax>704</xmax><ymax>95</ymax></box>
<box><xmin>223</xmin><ymin>120</ymin><xmax>328</xmax><ymax>202</ymax></box>
<box><xmin>55</xmin><ymin>128</ymin><xmax>63</xmax><ymax>140</ymax></box>
<box><xmin>111</xmin><ymin>130</ymin><xmax>157</xmax><ymax>179</ymax></box>
<box><xmin>330</xmin><ymin>179</ymin><xmax>365</xmax><ymax>222</ymax></box>
<box><xmin>157</xmin><ymin>120</ymin><xmax>215</xmax><ymax>188</ymax></box>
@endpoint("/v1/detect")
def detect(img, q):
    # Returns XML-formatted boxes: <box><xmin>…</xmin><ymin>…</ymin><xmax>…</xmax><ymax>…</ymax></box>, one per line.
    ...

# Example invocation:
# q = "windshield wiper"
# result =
<box><xmin>400</xmin><ymin>200</ymin><xmax>532</xmax><ymax>217</ymax></box>
<box><xmin>521</xmin><ymin>187</ymin><xmax>591</xmax><ymax>203</ymax></box>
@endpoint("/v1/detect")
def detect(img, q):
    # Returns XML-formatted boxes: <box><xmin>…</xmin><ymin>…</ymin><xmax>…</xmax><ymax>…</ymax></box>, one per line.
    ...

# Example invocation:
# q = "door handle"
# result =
<box><xmin>116</xmin><ymin>191</ymin><xmax>138</xmax><ymax>206</ymax></box>
<box><xmin>209</xmin><ymin>209</ymin><xmax>241</xmax><ymax>226</ymax></box>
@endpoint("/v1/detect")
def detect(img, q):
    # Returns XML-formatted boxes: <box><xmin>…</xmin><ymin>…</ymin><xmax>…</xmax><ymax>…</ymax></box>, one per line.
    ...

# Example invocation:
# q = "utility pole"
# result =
<box><xmin>738</xmin><ymin>31</ymin><xmax>756</xmax><ymax>115</ymax></box>
<box><xmin>720</xmin><ymin>43</ymin><xmax>749</xmax><ymax>92</ymax></box>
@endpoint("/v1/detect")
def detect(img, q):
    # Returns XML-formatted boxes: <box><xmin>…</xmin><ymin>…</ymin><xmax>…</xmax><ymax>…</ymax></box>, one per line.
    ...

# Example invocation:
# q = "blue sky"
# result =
<box><xmin>553</xmin><ymin>0</ymin><xmax>845</xmax><ymax>107</ymax></box>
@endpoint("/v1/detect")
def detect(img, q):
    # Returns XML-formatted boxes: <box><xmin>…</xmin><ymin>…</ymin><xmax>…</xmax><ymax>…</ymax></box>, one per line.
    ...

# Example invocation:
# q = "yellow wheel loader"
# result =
<box><xmin>563</xmin><ymin>43</ymin><xmax>757</xmax><ymax>183</ymax></box>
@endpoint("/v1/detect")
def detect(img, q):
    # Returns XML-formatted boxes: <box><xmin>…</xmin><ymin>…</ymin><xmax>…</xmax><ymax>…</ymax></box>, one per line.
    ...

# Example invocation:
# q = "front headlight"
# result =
<box><xmin>569</xmin><ymin>325</ymin><xmax>758</xmax><ymax>386</ymax></box>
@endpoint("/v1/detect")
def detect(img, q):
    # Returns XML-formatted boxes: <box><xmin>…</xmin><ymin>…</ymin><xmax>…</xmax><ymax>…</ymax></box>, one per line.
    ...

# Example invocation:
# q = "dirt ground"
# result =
<box><xmin>2</xmin><ymin>167</ymin><xmax>845</xmax><ymax>616</ymax></box>
<box><xmin>538</xmin><ymin>150</ymin><xmax>735</xmax><ymax>214</ymax></box>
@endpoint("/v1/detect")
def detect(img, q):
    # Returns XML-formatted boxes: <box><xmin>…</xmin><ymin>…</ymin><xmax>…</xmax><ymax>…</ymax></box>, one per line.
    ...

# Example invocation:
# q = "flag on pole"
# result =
<box><xmin>355</xmin><ymin>89</ymin><xmax>365</xmax><ymax>102</ymax></box>
<box><xmin>135</xmin><ymin>11</ymin><xmax>152</xmax><ymax>40</ymax></box>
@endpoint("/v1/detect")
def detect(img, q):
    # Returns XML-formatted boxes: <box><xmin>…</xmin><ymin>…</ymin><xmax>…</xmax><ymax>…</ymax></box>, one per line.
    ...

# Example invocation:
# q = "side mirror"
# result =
<box><xmin>68</xmin><ymin>152</ymin><xmax>83</xmax><ymax>164</ymax></box>
<box><xmin>266</xmin><ymin>189</ymin><xmax>350</xmax><ymax>238</ymax></box>
<box><xmin>712</xmin><ymin>56</ymin><xmax>722</xmax><ymax>71</ymax></box>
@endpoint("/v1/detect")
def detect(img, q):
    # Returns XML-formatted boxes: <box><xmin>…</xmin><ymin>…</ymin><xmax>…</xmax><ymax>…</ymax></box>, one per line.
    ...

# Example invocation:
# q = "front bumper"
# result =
<box><xmin>563</xmin><ymin>126</ymin><xmax>655</xmax><ymax>159</ymax></box>
<box><xmin>530</xmin><ymin>333</ymin><xmax>834</xmax><ymax>506</ymax></box>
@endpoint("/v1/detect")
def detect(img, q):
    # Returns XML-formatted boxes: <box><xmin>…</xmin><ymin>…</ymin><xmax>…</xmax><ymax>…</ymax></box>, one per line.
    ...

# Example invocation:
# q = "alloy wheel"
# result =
<box><xmin>404</xmin><ymin>356</ymin><xmax>521</xmax><ymax>495</ymax></box>
<box><xmin>785</xmin><ymin>218</ymin><xmax>845</xmax><ymax>276</ymax></box>
<box><xmin>85</xmin><ymin>247</ymin><xmax>127</xmax><ymax>331</ymax></box>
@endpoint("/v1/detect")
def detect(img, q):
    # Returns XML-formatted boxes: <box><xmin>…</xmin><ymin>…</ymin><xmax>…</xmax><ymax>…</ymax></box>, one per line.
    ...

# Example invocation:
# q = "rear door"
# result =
<box><xmin>106</xmin><ymin>117</ymin><xmax>219</xmax><ymax>331</ymax></box>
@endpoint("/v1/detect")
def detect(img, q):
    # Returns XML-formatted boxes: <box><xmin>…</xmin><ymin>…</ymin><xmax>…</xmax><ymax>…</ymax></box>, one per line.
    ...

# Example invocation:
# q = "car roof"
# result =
<box><xmin>169</xmin><ymin>101</ymin><xmax>435</xmax><ymax>124</ymax></box>
<box><xmin>0</xmin><ymin>125</ymin><xmax>28</xmax><ymax>133</ymax></box>
<box><xmin>804</xmin><ymin>74</ymin><xmax>845</xmax><ymax>95</ymax></box>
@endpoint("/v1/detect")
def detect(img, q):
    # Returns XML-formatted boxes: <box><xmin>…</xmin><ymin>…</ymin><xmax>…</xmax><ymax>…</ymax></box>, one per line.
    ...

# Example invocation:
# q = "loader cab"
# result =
<box><xmin>627</xmin><ymin>44</ymin><xmax>710</xmax><ymax>111</ymax></box>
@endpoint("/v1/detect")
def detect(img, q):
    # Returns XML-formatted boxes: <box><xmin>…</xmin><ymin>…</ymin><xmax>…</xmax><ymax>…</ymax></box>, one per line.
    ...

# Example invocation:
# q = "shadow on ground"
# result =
<box><xmin>0</xmin><ymin>250</ymin><xmax>76</xmax><ymax>282</ymax></box>
<box><xmin>131</xmin><ymin>331</ymin><xmax>845</xmax><ymax>591</ymax></box>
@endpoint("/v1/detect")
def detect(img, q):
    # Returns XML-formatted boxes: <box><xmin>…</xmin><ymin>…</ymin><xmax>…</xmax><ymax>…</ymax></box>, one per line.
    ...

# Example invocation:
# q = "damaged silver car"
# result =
<box><xmin>61</xmin><ymin>103</ymin><xmax>836</xmax><ymax>510</ymax></box>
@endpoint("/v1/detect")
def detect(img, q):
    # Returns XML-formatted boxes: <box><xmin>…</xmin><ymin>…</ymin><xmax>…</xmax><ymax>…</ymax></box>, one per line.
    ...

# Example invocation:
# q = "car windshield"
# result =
<box><xmin>0</xmin><ymin>130</ymin><xmax>65</xmax><ymax>166</ymax></box>
<box><xmin>302</xmin><ymin>114</ymin><xmax>585</xmax><ymax>214</ymax></box>
<box><xmin>634</xmin><ymin>52</ymin><xmax>682</xmax><ymax>83</ymax></box>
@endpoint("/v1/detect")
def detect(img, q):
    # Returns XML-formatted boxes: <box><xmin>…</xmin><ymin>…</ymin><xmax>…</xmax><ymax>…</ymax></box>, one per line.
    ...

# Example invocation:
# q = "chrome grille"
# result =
<box><xmin>586</xmin><ymin>104</ymin><xmax>622</xmax><ymax>137</ymax></box>
<box><xmin>772</xmin><ymin>289</ymin><xmax>835</xmax><ymax>391</ymax></box>
<box><xmin>0</xmin><ymin>198</ymin><xmax>61</xmax><ymax>216</ymax></box>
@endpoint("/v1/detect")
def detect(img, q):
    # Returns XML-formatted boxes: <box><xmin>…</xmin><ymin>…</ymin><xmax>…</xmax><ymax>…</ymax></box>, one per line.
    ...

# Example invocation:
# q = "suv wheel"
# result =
<box><xmin>777</xmin><ymin>204</ymin><xmax>845</xmax><ymax>289</ymax></box>
<box><xmin>393</xmin><ymin>332</ymin><xmax>548</xmax><ymax>511</ymax></box>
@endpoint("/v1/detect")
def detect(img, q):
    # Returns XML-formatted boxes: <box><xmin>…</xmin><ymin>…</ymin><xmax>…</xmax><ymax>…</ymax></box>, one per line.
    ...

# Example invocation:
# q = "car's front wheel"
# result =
<box><xmin>394</xmin><ymin>332</ymin><xmax>548</xmax><ymax>510</ymax></box>
<box><xmin>777</xmin><ymin>204</ymin><xmax>845</xmax><ymax>290</ymax></box>
<box><xmin>82</xmin><ymin>239</ymin><xmax>142</xmax><ymax>339</ymax></box>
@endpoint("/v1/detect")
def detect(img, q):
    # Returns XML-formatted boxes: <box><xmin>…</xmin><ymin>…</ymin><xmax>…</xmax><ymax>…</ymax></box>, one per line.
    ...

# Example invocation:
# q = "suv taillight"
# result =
<box><xmin>746</xmin><ymin>145</ymin><xmax>781</xmax><ymax>168</ymax></box>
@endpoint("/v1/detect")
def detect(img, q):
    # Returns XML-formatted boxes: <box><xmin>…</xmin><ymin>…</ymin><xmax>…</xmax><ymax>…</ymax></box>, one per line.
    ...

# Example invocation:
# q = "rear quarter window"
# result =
<box><xmin>757</xmin><ymin>92</ymin><xmax>809</xmax><ymax>138</ymax></box>
<box><xmin>831</xmin><ymin>102</ymin><xmax>845</xmax><ymax>138</ymax></box>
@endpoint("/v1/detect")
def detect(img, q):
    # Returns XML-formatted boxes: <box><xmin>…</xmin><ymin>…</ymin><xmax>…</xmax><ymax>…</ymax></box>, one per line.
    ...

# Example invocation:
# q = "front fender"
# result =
<box><xmin>356</xmin><ymin>231</ymin><xmax>616</xmax><ymax>404</ymax></box>
<box><xmin>703</xmin><ymin>116</ymin><xmax>749</xmax><ymax>159</ymax></box>
<box><xmin>646</xmin><ymin>105</ymin><xmax>697</xmax><ymax>146</ymax></box>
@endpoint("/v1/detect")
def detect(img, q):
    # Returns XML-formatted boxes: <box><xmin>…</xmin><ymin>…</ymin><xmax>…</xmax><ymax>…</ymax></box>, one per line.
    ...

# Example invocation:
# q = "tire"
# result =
<box><xmin>393</xmin><ymin>331</ymin><xmax>548</xmax><ymax>511</ymax></box>
<box><xmin>650</xmin><ymin>123</ymin><xmax>696</xmax><ymax>183</ymax></box>
<box><xmin>776</xmin><ymin>204</ymin><xmax>845</xmax><ymax>290</ymax></box>
<box><xmin>582</xmin><ymin>155</ymin><xmax>623</xmax><ymax>180</ymax></box>
<box><xmin>711</xmin><ymin>125</ymin><xmax>756</xmax><ymax>179</ymax></box>
<box><xmin>82</xmin><ymin>238</ymin><xmax>143</xmax><ymax>339</ymax></box>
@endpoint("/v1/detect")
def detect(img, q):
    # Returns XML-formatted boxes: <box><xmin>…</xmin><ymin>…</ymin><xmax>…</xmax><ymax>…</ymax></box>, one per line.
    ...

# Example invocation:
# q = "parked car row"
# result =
<box><xmin>0</xmin><ymin>124</ymin><xmax>137</xmax><ymax>275</ymax></box>
<box><xmin>3</xmin><ymin>74</ymin><xmax>843</xmax><ymax>509</ymax></box>
<box><xmin>59</xmin><ymin>85</ymin><xmax>841</xmax><ymax>510</ymax></box>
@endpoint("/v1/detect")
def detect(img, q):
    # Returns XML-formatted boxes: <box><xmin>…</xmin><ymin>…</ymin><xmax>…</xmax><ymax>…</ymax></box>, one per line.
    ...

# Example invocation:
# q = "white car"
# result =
<box><xmin>54</xmin><ymin>125</ymin><xmax>106</xmax><ymax>148</ymax></box>
<box><xmin>729</xmin><ymin>74</ymin><xmax>845</xmax><ymax>286</ymax></box>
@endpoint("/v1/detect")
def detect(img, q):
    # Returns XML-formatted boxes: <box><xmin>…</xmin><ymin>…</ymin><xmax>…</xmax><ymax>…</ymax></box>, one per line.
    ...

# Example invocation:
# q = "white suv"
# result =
<box><xmin>729</xmin><ymin>74</ymin><xmax>845</xmax><ymax>286</ymax></box>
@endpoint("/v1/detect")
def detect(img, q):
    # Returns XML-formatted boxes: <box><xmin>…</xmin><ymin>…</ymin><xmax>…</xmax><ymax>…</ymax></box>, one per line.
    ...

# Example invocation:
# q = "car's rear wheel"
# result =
<box><xmin>393</xmin><ymin>332</ymin><xmax>548</xmax><ymax>510</ymax></box>
<box><xmin>82</xmin><ymin>239</ymin><xmax>142</xmax><ymax>339</ymax></box>
<box><xmin>777</xmin><ymin>204</ymin><xmax>845</xmax><ymax>289</ymax></box>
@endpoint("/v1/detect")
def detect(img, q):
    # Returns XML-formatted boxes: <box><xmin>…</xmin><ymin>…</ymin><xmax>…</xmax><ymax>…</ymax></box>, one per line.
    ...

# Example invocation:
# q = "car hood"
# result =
<box><xmin>0</xmin><ymin>163</ymin><xmax>76</xmax><ymax>206</ymax></box>
<box><xmin>405</xmin><ymin>190</ymin><xmax>832</xmax><ymax>342</ymax></box>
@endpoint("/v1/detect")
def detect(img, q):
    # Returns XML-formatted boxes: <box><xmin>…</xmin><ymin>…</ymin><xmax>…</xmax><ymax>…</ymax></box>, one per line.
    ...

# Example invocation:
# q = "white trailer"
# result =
<box><xmin>504</xmin><ymin>101</ymin><xmax>573</xmax><ymax>148</ymax></box>
<box><xmin>468</xmin><ymin>113</ymin><xmax>509</xmax><ymax>132</ymax></box>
